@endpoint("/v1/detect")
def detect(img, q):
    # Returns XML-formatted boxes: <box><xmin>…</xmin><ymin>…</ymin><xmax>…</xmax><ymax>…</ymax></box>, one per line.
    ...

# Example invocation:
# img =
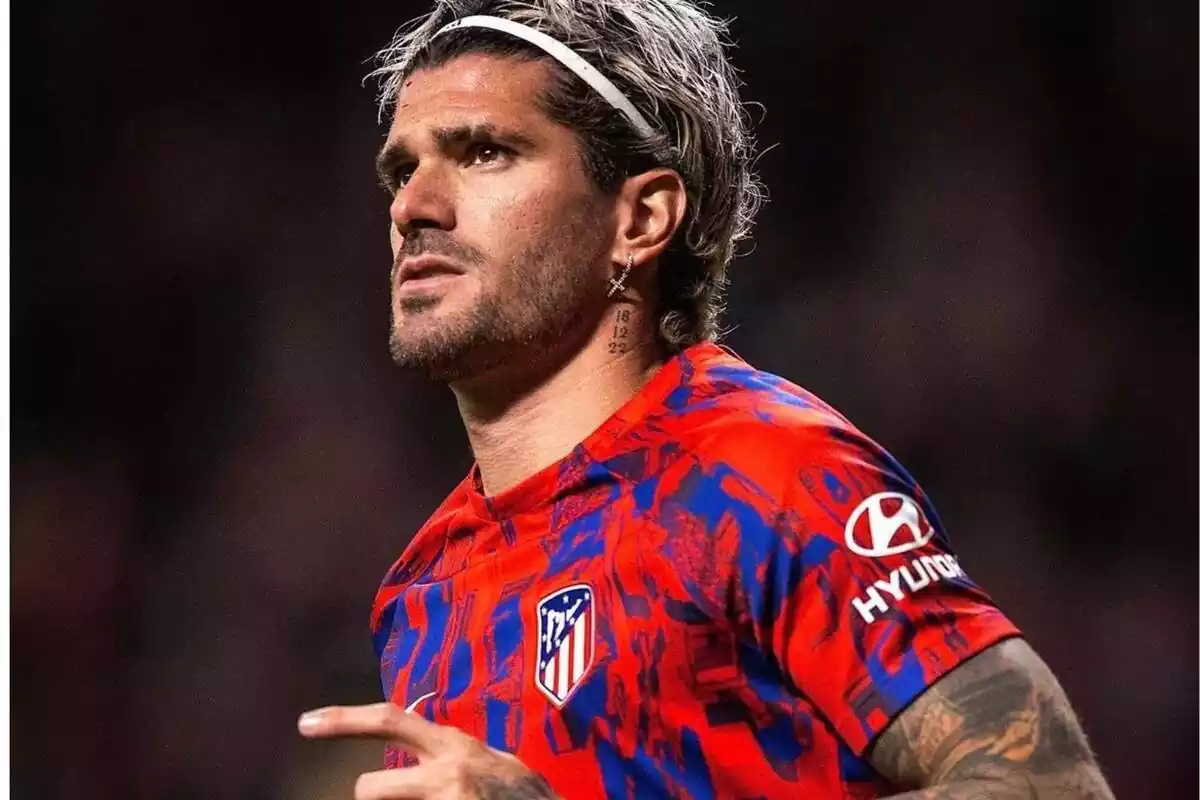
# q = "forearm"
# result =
<box><xmin>471</xmin><ymin>773</ymin><xmax>558</xmax><ymax>800</ymax></box>
<box><xmin>883</xmin><ymin>765</ymin><xmax>1114</xmax><ymax>799</ymax></box>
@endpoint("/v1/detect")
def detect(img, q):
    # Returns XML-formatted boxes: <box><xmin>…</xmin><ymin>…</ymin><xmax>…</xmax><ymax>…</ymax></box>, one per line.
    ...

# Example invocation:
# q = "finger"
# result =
<box><xmin>298</xmin><ymin>702</ymin><xmax>453</xmax><ymax>755</ymax></box>
<box><xmin>353</xmin><ymin>767</ymin><xmax>435</xmax><ymax>800</ymax></box>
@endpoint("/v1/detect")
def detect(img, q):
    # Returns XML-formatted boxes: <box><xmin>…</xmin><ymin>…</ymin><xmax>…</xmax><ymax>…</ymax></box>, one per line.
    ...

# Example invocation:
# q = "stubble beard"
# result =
<box><xmin>388</xmin><ymin>225</ymin><xmax>604</xmax><ymax>384</ymax></box>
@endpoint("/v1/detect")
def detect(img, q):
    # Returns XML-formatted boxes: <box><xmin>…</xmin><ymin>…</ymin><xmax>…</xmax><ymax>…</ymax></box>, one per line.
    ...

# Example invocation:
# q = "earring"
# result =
<box><xmin>607</xmin><ymin>253</ymin><xmax>634</xmax><ymax>298</ymax></box>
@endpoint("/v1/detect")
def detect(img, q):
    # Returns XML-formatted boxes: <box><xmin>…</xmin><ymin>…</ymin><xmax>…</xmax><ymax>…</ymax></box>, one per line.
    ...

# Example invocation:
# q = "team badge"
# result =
<box><xmin>535</xmin><ymin>583</ymin><xmax>594</xmax><ymax>707</ymax></box>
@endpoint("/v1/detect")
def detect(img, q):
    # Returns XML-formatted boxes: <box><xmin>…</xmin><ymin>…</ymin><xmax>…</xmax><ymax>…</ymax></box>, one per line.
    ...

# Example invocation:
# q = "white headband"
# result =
<box><xmin>431</xmin><ymin>15</ymin><xmax>656</xmax><ymax>139</ymax></box>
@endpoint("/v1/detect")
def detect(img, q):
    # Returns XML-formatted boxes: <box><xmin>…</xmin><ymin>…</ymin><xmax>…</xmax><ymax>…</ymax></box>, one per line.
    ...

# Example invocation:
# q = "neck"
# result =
<box><xmin>452</xmin><ymin>314</ymin><xmax>666</xmax><ymax>497</ymax></box>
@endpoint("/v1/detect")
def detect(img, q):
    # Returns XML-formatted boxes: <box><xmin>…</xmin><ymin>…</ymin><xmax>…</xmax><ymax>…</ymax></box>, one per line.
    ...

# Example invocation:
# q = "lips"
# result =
<box><xmin>395</xmin><ymin>255</ymin><xmax>464</xmax><ymax>285</ymax></box>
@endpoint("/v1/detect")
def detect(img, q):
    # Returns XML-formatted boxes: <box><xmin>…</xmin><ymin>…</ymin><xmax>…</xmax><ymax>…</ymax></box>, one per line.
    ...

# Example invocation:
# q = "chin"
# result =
<box><xmin>390</xmin><ymin>340</ymin><xmax>470</xmax><ymax>383</ymax></box>
<box><xmin>388</xmin><ymin>282</ymin><xmax>582</xmax><ymax>383</ymax></box>
<box><xmin>388</xmin><ymin>314</ymin><xmax>491</xmax><ymax>383</ymax></box>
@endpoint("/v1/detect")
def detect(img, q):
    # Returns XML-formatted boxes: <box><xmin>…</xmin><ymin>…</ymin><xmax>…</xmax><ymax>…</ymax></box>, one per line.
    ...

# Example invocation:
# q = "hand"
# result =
<box><xmin>297</xmin><ymin>702</ymin><xmax>558</xmax><ymax>800</ymax></box>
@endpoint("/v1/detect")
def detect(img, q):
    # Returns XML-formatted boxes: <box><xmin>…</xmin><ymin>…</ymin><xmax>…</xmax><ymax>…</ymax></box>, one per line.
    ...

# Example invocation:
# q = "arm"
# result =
<box><xmin>868</xmin><ymin>637</ymin><xmax>1115</xmax><ymax>799</ymax></box>
<box><xmin>659</xmin><ymin>423</ymin><xmax>1102</xmax><ymax>793</ymax></box>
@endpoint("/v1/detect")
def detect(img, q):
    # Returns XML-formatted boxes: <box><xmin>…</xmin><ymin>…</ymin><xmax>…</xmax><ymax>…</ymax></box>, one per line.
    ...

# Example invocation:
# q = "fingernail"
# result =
<box><xmin>297</xmin><ymin>711</ymin><xmax>323</xmax><ymax>734</ymax></box>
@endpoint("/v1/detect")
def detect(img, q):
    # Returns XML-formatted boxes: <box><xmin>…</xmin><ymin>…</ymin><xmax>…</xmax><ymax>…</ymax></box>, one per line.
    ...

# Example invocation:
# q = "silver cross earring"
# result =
<box><xmin>607</xmin><ymin>253</ymin><xmax>634</xmax><ymax>298</ymax></box>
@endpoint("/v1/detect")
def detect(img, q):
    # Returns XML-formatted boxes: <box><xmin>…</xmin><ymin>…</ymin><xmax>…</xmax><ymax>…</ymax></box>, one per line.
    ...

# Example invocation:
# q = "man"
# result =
<box><xmin>299</xmin><ymin>1</ymin><xmax>1116</xmax><ymax>798</ymax></box>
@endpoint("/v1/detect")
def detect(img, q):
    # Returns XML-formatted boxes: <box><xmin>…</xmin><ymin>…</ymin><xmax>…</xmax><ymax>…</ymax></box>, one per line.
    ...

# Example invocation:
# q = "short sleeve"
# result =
<box><xmin>727</xmin><ymin>424</ymin><xmax>1021</xmax><ymax>755</ymax></box>
<box><xmin>667</xmin><ymin>424</ymin><xmax>1022</xmax><ymax>758</ymax></box>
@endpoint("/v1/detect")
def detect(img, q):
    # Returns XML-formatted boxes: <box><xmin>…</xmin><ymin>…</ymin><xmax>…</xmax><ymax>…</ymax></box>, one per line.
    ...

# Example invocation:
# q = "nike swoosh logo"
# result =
<box><xmin>404</xmin><ymin>691</ymin><xmax>436</xmax><ymax>714</ymax></box>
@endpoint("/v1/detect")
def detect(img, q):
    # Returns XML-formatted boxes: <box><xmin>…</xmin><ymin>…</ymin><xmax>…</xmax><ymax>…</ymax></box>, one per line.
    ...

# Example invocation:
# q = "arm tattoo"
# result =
<box><xmin>868</xmin><ymin>638</ymin><xmax>1115</xmax><ymax>799</ymax></box>
<box><xmin>470</xmin><ymin>772</ymin><xmax>557</xmax><ymax>800</ymax></box>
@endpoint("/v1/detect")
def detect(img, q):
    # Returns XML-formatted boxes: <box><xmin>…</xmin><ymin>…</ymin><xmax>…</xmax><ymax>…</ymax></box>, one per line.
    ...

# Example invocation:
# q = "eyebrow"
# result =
<box><xmin>375</xmin><ymin>122</ymin><xmax>538</xmax><ymax>187</ymax></box>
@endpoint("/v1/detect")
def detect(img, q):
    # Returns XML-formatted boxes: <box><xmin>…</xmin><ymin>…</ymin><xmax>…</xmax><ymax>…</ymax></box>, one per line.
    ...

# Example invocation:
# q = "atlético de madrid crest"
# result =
<box><xmin>535</xmin><ymin>583</ymin><xmax>595</xmax><ymax>707</ymax></box>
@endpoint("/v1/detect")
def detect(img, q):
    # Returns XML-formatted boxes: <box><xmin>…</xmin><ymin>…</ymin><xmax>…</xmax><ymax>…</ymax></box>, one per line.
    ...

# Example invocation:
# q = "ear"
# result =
<box><xmin>612</xmin><ymin>168</ymin><xmax>688</xmax><ymax>267</ymax></box>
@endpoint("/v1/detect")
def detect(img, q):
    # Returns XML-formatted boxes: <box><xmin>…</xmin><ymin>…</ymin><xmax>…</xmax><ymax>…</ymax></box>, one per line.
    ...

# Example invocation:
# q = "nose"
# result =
<box><xmin>389</xmin><ymin>165</ymin><xmax>455</xmax><ymax>236</ymax></box>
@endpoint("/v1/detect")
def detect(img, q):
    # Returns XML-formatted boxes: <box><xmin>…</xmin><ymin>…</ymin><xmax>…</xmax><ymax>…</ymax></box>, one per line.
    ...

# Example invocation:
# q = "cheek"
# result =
<box><xmin>475</xmin><ymin>187</ymin><xmax>543</xmax><ymax>238</ymax></box>
<box><xmin>472</xmin><ymin>177</ymin><xmax>596</xmax><ymax>257</ymax></box>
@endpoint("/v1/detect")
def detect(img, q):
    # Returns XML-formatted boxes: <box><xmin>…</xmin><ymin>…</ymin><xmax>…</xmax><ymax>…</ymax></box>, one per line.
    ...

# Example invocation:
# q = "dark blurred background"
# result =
<box><xmin>12</xmin><ymin>1</ymin><xmax>1197</xmax><ymax>797</ymax></box>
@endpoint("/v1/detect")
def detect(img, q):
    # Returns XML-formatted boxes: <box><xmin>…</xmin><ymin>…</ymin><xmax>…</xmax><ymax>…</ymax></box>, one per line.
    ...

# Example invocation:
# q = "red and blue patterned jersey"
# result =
<box><xmin>370</xmin><ymin>342</ymin><xmax>1020</xmax><ymax>798</ymax></box>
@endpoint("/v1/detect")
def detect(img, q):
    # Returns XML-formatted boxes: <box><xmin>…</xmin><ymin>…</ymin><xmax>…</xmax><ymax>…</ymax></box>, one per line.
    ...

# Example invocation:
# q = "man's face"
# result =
<box><xmin>380</xmin><ymin>53</ymin><xmax>615</xmax><ymax>382</ymax></box>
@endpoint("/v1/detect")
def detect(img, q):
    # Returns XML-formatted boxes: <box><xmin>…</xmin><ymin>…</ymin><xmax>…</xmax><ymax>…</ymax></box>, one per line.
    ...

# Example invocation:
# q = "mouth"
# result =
<box><xmin>394</xmin><ymin>256</ymin><xmax>465</xmax><ymax>296</ymax></box>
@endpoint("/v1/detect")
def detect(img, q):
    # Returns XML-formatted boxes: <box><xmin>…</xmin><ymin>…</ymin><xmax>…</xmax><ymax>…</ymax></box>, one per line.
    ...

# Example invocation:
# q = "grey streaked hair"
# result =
<box><xmin>367</xmin><ymin>0</ymin><xmax>765</xmax><ymax>350</ymax></box>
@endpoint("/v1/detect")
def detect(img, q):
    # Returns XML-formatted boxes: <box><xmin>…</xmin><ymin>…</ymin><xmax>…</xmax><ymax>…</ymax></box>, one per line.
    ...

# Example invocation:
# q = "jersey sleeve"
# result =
<box><xmin>762</xmin><ymin>424</ymin><xmax>1021</xmax><ymax>755</ymax></box>
<box><xmin>663</xmin><ymin>420</ymin><xmax>1022</xmax><ymax>757</ymax></box>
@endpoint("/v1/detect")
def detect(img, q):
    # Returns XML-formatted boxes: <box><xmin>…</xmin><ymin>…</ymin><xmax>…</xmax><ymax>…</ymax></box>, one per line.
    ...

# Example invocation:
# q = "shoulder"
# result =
<box><xmin>646</xmin><ymin>348</ymin><xmax>942</xmax><ymax>552</ymax></box>
<box><xmin>370</xmin><ymin>477</ymin><xmax>473</xmax><ymax>631</ymax></box>
<box><xmin>664</xmin><ymin>358</ymin><xmax>892</xmax><ymax>505</ymax></box>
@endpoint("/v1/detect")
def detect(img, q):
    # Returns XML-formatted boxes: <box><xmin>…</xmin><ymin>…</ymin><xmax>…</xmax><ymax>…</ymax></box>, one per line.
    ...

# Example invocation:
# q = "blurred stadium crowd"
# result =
<box><xmin>12</xmin><ymin>1</ymin><xmax>1195</xmax><ymax>797</ymax></box>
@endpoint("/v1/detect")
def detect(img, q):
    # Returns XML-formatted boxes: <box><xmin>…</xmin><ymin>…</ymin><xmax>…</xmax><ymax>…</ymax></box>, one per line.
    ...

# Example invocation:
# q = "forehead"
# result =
<box><xmin>388</xmin><ymin>53</ymin><xmax>554</xmax><ymax>138</ymax></box>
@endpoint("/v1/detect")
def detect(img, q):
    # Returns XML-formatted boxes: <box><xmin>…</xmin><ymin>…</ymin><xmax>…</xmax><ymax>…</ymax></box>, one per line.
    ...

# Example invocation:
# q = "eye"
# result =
<box><xmin>391</xmin><ymin>164</ymin><xmax>416</xmax><ymax>189</ymax></box>
<box><xmin>467</xmin><ymin>143</ymin><xmax>508</xmax><ymax>166</ymax></box>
